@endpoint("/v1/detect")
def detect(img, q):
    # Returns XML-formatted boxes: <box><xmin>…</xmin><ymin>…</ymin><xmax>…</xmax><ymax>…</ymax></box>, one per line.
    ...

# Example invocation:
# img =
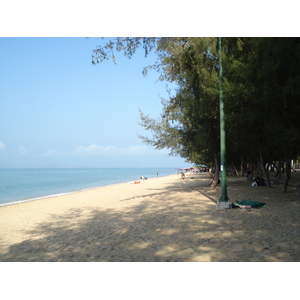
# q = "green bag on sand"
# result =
<box><xmin>238</xmin><ymin>200</ymin><xmax>266</xmax><ymax>208</ymax></box>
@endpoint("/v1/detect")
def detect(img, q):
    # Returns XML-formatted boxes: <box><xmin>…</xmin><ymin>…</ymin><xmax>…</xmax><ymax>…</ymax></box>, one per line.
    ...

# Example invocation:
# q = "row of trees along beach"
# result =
<box><xmin>93</xmin><ymin>38</ymin><xmax>300</xmax><ymax>193</ymax></box>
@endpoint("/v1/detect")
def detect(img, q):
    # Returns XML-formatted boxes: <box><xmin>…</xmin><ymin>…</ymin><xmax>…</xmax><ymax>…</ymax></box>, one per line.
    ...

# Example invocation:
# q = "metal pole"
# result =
<box><xmin>216</xmin><ymin>37</ymin><xmax>230</xmax><ymax>209</ymax></box>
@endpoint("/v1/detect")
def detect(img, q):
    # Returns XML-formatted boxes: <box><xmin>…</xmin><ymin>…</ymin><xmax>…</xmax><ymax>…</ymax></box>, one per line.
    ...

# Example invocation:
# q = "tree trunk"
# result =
<box><xmin>275</xmin><ymin>161</ymin><xmax>282</xmax><ymax>178</ymax></box>
<box><xmin>211</xmin><ymin>153</ymin><xmax>220</xmax><ymax>188</ymax></box>
<box><xmin>283</xmin><ymin>159</ymin><xmax>291</xmax><ymax>193</ymax></box>
<box><xmin>257</xmin><ymin>156</ymin><xmax>263</xmax><ymax>178</ymax></box>
<box><xmin>275</xmin><ymin>161</ymin><xmax>279</xmax><ymax>177</ymax></box>
<box><xmin>265</xmin><ymin>163</ymin><xmax>271</xmax><ymax>187</ymax></box>
<box><xmin>259</xmin><ymin>151</ymin><xmax>271</xmax><ymax>187</ymax></box>
<box><xmin>232</xmin><ymin>163</ymin><xmax>238</xmax><ymax>176</ymax></box>
<box><xmin>250</xmin><ymin>157</ymin><xmax>254</xmax><ymax>181</ymax></box>
<box><xmin>292</xmin><ymin>160</ymin><xmax>295</xmax><ymax>171</ymax></box>
<box><xmin>240</xmin><ymin>156</ymin><xmax>244</xmax><ymax>177</ymax></box>
<box><xmin>270</xmin><ymin>162</ymin><xmax>277</xmax><ymax>173</ymax></box>
<box><xmin>209</xmin><ymin>167</ymin><xmax>213</xmax><ymax>179</ymax></box>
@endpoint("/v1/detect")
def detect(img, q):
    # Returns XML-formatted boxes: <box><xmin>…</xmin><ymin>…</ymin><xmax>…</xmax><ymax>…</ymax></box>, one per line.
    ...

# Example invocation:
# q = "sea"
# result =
<box><xmin>0</xmin><ymin>168</ymin><xmax>178</xmax><ymax>207</ymax></box>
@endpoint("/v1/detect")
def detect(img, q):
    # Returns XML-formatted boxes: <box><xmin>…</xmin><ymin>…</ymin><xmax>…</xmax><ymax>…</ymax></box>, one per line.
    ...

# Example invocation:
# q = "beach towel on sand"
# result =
<box><xmin>237</xmin><ymin>200</ymin><xmax>265</xmax><ymax>208</ymax></box>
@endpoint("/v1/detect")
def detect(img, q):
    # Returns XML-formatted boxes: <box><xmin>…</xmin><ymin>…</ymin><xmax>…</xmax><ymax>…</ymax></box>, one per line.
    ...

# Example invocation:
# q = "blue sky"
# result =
<box><xmin>0</xmin><ymin>37</ymin><xmax>191</xmax><ymax>168</ymax></box>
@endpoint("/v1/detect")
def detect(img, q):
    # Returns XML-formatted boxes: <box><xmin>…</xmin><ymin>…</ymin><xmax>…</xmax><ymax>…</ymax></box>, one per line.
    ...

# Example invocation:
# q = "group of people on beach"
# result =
<box><xmin>139</xmin><ymin>173</ymin><xmax>159</xmax><ymax>180</ymax></box>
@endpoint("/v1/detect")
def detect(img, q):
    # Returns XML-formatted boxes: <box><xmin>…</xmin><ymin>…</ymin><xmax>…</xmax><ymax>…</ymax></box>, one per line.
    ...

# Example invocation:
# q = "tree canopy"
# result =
<box><xmin>92</xmin><ymin>37</ymin><xmax>300</xmax><ymax>192</ymax></box>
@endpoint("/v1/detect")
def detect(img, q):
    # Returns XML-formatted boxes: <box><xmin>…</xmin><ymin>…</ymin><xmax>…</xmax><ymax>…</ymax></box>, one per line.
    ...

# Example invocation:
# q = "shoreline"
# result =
<box><xmin>1</xmin><ymin>172</ymin><xmax>300</xmax><ymax>262</ymax></box>
<box><xmin>0</xmin><ymin>170</ymin><xmax>176</xmax><ymax>208</ymax></box>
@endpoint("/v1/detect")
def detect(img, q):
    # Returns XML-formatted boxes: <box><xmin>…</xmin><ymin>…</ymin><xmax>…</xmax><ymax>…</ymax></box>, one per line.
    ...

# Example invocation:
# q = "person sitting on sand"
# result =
<box><xmin>252</xmin><ymin>176</ymin><xmax>266</xmax><ymax>186</ymax></box>
<box><xmin>258</xmin><ymin>177</ymin><xmax>266</xmax><ymax>186</ymax></box>
<box><xmin>252</xmin><ymin>179</ymin><xmax>258</xmax><ymax>186</ymax></box>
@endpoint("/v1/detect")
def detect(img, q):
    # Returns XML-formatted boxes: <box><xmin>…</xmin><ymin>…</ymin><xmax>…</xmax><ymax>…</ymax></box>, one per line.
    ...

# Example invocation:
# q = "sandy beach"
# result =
<box><xmin>0</xmin><ymin>171</ymin><xmax>300</xmax><ymax>262</ymax></box>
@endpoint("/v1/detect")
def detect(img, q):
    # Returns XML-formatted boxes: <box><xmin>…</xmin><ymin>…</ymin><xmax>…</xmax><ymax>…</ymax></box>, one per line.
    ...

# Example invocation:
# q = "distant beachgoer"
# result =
<box><xmin>140</xmin><ymin>174</ymin><xmax>145</xmax><ymax>180</ymax></box>
<box><xmin>181</xmin><ymin>172</ymin><xmax>185</xmax><ymax>179</ymax></box>
<box><xmin>157</xmin><ymin>173</ymin><xmax>158</xmax><ymax>177</ymax></box>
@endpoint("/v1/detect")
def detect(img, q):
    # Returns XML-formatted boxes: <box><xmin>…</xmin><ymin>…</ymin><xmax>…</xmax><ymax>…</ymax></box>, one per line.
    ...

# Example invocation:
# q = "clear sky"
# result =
<box><xmin>0</xmin><ymin>3</ymin><xmax>294</xmax><ymax>169</ymax></box>
<box><xmin>0</xmin><ymin>37</ymin><xmax>191</xmax><ymax>168</ymax></box>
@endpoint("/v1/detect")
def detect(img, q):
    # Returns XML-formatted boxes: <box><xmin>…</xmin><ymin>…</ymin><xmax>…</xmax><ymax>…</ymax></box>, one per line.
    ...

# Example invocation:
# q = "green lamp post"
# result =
<box><xmin>216</xmin><ymin>37</ymin><xmax>230</xmax><ymax>209</ymax></box>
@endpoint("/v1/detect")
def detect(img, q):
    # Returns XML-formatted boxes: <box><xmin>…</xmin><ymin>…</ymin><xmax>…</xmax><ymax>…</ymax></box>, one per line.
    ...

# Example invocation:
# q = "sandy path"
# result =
<box><xmin>0</xmin><ymin>172</ymin><xmax>299</xmax><ymax>262</ymax></box>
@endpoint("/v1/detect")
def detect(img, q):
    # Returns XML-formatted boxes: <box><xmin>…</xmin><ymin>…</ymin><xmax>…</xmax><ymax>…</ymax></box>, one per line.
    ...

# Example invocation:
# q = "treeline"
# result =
<box><xmin>92</xmin><ymin>37</ymin><xmax>300</xmax><ymax>192</ymax></box>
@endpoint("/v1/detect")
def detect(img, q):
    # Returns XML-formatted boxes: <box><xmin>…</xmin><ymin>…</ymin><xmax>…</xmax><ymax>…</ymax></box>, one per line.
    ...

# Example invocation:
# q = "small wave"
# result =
<box><xmin>0</xmin><ymin>191</ymin><xmax>79</xmax><ymax>207</ymax></box>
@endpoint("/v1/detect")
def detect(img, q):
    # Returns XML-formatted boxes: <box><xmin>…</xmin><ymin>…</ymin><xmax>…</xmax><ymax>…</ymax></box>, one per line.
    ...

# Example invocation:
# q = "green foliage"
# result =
<box><xmin>92</xmin><ymin>37</ymin><xmax>300</xmax><ymax>173</ymax></box>
<box><xmin>138</xmin><ymin>38</ymin><xmax>221</xmax><ymax>166</ymax></box>
<box><xmin>92</xmin><ymin>37</ymin><xmax>158</xmax><ymax>64</ymax></box>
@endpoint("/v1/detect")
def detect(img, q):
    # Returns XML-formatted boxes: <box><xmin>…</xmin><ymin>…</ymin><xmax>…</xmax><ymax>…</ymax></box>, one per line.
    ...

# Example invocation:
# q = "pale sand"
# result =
<box><xmin>0</xmin><ymin>172</ymin><xmax>300</xmax><ymax>262</ymax></box>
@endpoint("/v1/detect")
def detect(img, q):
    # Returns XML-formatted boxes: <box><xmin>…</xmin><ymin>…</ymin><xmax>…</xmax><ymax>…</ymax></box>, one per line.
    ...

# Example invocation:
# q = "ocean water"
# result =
<box><xmin>0</xmin><ymin>168</ymin><xmax>177</xmax><ymax>206</ymax></box>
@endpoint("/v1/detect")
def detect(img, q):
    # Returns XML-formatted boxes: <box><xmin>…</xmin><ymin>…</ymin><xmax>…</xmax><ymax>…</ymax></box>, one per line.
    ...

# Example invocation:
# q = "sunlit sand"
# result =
<box><xmin>1</xmin><ymin>172</ymin><xmax>299</xmax><ymax>262</ymax></box>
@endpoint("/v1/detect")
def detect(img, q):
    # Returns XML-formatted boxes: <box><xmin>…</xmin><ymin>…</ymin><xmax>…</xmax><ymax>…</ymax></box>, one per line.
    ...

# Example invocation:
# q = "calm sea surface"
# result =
<box><xmin>0</xmin><ymin>168</ymin><xmax>178</xmax><ymax>206</ymax></box>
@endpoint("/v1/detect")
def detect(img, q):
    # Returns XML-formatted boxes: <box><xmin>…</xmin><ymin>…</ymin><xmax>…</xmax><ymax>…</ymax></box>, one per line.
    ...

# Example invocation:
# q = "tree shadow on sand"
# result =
<box><xmin>1</xmin><ymin>174</ymin><xmax>300</xmax><ymax>262</ymax></box>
